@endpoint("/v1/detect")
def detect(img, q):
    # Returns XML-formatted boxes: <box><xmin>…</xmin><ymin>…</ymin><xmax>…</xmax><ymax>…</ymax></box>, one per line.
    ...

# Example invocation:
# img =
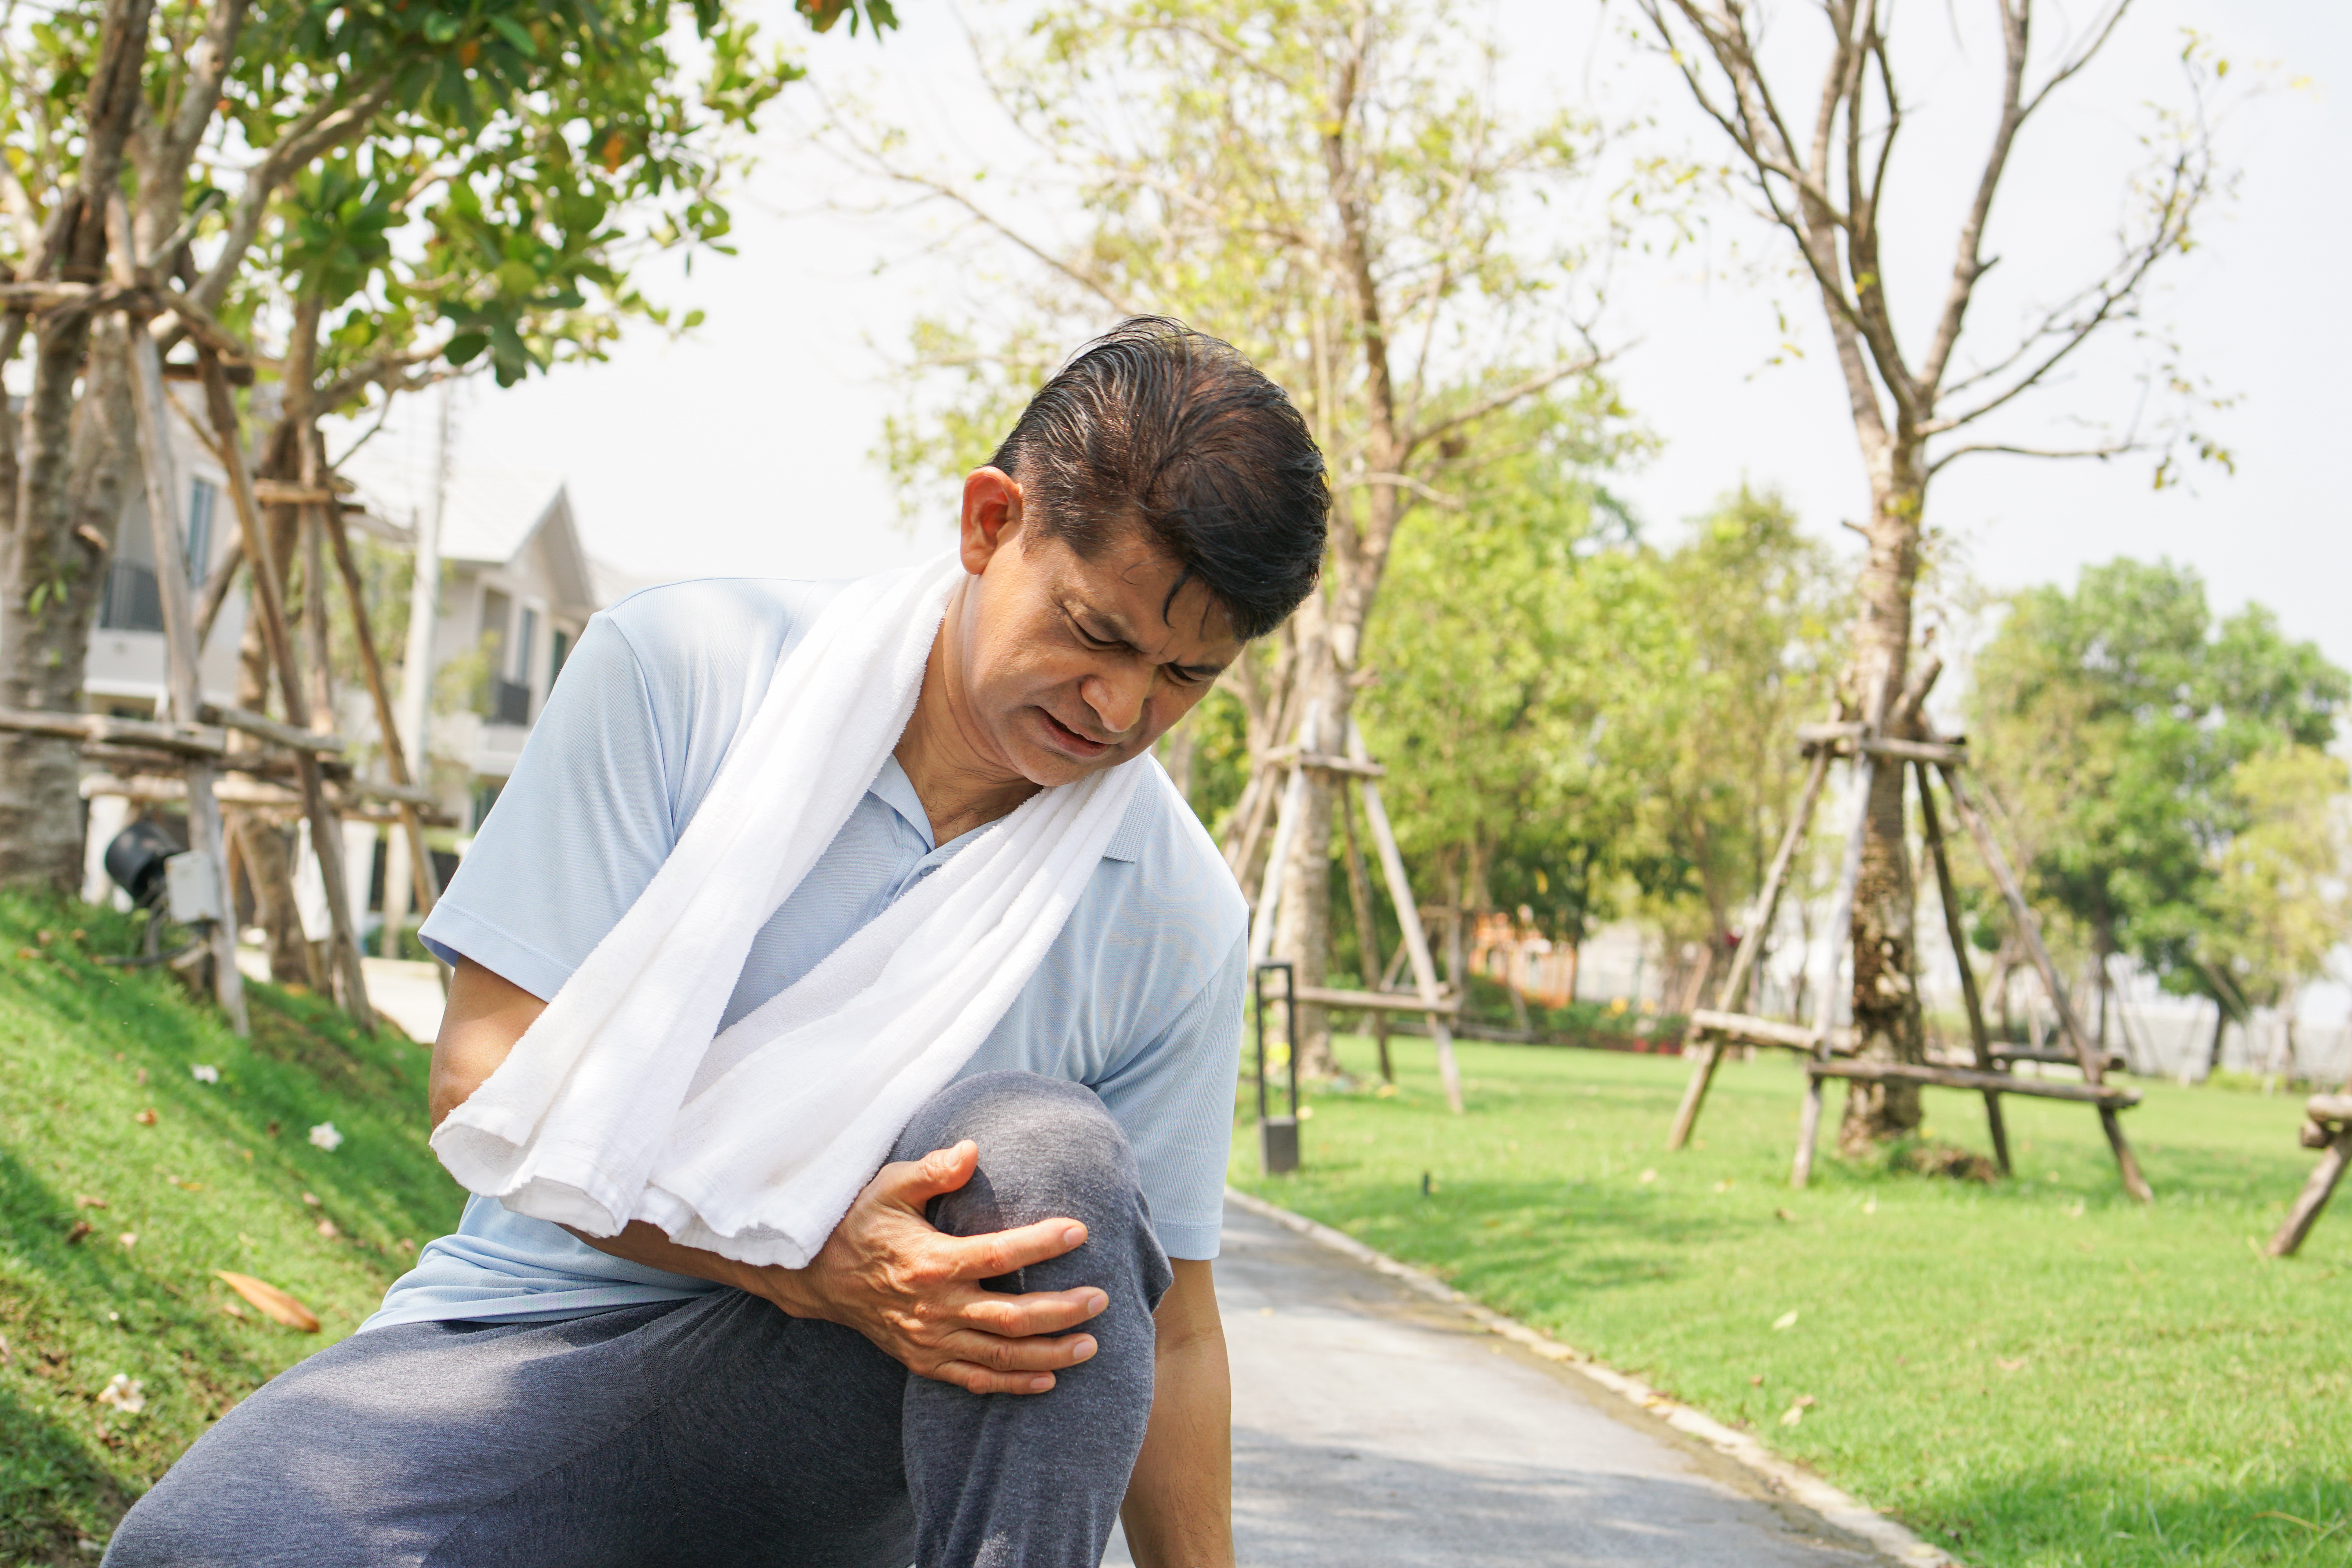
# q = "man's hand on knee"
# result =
<box><xmin>754</xmin><ymin>1140</ymin><xmax>1107</xmax><ymax>1396</ymax></box>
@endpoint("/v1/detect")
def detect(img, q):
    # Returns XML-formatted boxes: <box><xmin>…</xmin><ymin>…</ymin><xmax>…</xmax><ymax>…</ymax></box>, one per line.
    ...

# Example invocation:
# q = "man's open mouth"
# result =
<box><xmin>1040</xmin><ymin>710</ymin><xmax>1111</xmax><ymax>757</ymax></box>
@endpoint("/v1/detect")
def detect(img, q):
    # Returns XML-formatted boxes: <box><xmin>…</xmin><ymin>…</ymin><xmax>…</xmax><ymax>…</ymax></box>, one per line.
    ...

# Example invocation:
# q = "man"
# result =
<box><xmin>106</xmin><ymin>318</ymin><xmax>1327</xmax><ymax>1568</ymax></box>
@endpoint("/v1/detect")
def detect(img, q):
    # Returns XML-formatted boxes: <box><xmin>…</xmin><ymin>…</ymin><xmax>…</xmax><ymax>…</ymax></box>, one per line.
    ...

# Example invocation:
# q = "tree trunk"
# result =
<box><xmin>1836</xmin><ymin>460</ymin><xmax>1929</xmax><ymax>1154</ymax></box>
<box><xmin>0</xmin><ymin>0</ymin><xmax>158</xmax><ymax>889</ymax></box>
<box><xmin>1272</xmin><ymin>603</ymin><xmax>1347</xmax><ymax>1078</ymax></box>
<box><xmin>0</xmin><ymin>314</ymin><xmax>138</xmax><ymax>887</ymax></box>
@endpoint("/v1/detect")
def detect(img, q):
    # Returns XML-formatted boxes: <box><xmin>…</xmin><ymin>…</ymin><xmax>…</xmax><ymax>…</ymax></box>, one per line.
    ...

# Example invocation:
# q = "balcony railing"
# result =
<box><xmin>489</xmin><ymin>677</ymin><xmax>532</xmax><ymax>727</ymax></box>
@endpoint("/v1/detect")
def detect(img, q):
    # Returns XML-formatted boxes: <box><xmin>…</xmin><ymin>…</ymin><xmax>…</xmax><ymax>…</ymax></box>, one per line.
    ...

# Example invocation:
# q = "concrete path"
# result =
<box><xmin>1105</xmin><ymin>1200</ymin><xmax>1882</xmax><ymax>1568</ymax></box>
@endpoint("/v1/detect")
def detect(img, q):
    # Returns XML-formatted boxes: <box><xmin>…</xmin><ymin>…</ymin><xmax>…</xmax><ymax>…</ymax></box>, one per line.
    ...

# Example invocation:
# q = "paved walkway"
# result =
<box><xmin>1105</xmin><ymin>1200</ymin><xmax>1881</xmax><ymax>1568</ymax></box>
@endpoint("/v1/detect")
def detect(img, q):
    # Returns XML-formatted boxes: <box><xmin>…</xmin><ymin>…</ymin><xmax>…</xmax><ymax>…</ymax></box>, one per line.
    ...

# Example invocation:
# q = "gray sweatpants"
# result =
<box><xmin>105</xmin><ymin>1072</ymin><xmax>1176</xmax><ymax>1568</ymax></box>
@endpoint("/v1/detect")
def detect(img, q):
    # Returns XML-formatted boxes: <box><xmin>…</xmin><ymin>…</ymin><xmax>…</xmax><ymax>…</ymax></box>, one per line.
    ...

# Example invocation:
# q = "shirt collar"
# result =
<box><xmin>867</xmin><ymin>755</ymin><xmax>1153</xmax><ymax>864</ymax></box>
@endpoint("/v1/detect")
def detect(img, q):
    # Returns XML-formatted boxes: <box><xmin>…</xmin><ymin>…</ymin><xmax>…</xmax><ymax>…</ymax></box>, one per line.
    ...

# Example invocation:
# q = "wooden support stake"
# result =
<box><xmin>1337</xmin><ymin>779</ymin><xmax>1392</xmax><ymax>1084</ymax></box>
<box><xmin>1938</xmin><ymin>763</ymin><xmax>2150</xmax><ymax>1201</ymax></box>
<box><xmin>2265</xmin><ymin>1127</ymin><xmax>2347</xmax><ymax>1258</ymax></box>
<box><xmin>1247</xmin><ymin>703</ymin><xmax>1318</xmax><ymax>964</ymax></box>
<box><xmin>321</xmin><ymin>507</ymin><xmax>443</xmax><ymax>924</ymax></box>
<box><xmin>120</xmin><ymin>317</ymin><xmax>246</xmax><ymax>1034</ymax></box>
<box><xmin>1917</xmin><ymin>761</ymin><xmax>2011</xmax><ymax>1176</ymax></box>
<box><xmin>192</xmin><ymin>351</ymin><xmax>373</xmax><ymax>1031</ymax></box>
<box><xmin>1348</xmin><ymin>720</ymin><xmax>1463</xmax><ymax>1114</ymax></box>
<box><xmin>1793</xmin><ymin>750</ymin><xmax>1876</xmax><ymax>1189</ymax></box>
<box><xmin>1670</xmin><ymin>747</ymin><xmax>1831</xmax><ymax>1149</ymax></box>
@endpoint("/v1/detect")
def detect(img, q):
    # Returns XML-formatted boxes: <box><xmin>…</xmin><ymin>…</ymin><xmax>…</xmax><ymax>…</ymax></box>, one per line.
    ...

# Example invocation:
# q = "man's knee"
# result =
<box><xmin>900</xmin><ymin>1072</ymin><xmax>1169</xmax><ymax>1303</ymax></box>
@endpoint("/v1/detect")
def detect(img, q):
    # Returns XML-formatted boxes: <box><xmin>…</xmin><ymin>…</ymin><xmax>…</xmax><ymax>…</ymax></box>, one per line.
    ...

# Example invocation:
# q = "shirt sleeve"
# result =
<box><xmin>418</xmin><ymin>614</ymin><xmax>679</xmax><ymax>1000</ymax></box>
<box><xmin>1091</xmin><ymin>929</ymin><xmax>1246</xmax><ymax>1261</ymax></box>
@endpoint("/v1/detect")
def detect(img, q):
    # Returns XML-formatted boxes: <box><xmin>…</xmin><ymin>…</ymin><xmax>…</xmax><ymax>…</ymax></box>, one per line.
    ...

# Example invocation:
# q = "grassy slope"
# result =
<box><xmin>0</xmin><ymin>891</ymin><xmax>461</xmax><ymax>1565</ymax></box>
<box><xmin>1234</xmin><ymin>1034</ymin><xmax>2350</xmax><ymax>1568</ymax></box>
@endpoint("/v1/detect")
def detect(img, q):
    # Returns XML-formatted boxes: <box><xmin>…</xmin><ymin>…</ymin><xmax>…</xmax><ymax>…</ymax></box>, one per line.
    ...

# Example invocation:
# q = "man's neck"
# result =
<box><xmin>894</xmin><ymin>590</ymin><xmax>1041</xmax><ymax>845</ymax></box>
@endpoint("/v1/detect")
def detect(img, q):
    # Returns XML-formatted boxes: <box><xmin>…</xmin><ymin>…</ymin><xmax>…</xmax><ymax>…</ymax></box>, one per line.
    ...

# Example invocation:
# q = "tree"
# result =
<box><xmin>1633</xmin><ymin>1</ymin><xmax>2239</xmax><ymax>1150</ymax></box>
<box><xmin>864</xmin><ymin>0</ymin><xmax>1633</xmax><ymax>1070</ymax></box>
<box><xmin>1967</xmin><ymin>558</ymin><xmax>2349</xmax><ymax>1047</ymax></box>
<box><xmin>1355</xmin><ymin>400</ymin><xmax>1671</xmax><ymax>960</ymax></box>
<box><xmin>0</xmin><ymin>0</ymin><xmax>884</xmax><ymax>891</ymax></box>
<box><xmin>1648</xmin><ymin>488</ymin><xmax>1844</xmax><ymax>960</ymax></box>
<box><xmin>2204</xmin><ymin>746</ymin><xmax>2351</xmax><ymax>1027</ymax></box>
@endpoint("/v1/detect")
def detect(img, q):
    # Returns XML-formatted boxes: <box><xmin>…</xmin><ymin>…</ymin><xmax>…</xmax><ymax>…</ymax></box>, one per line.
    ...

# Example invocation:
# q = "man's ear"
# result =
<box><xmin>960</xmin><ymin>468</ymin><xmax>1025</xmax><ymax>573</ymax></box>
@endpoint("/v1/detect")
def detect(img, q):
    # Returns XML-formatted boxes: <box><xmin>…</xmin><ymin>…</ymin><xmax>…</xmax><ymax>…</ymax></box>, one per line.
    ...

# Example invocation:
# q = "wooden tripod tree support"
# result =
<box><xmin>189</xmin><ymin>349</ymin><xmax>373</xmax><ymax>1031</ymax></box>
<box><xmin>1666</xmin><ymin>725</ymin><xmax>2154</xmax><ymax>1202</ymax></box>
<box><xmin>2266</xmin><ymin>1096</ymin><xmax>2352</xmax><ymax>1258</ymax></box>
<box><xmin>1250</xmin><ymin>714</ymin><xmax>1464</xmax><ymax>1113</ymax></box>
<box><xmin>118</xmin><ymin>303</ymin><xmax>248</xmax><ymax>1034</ymax></box>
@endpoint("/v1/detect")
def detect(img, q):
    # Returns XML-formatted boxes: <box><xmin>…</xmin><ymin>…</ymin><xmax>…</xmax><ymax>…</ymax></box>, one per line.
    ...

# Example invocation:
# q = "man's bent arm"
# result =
<box><xmin>430</xmin><ymin>956</ymin><xmax>1107</xmax><ymax>1396</ymax></box>
<box><xmin>1120</xmin><ymin>1260</ymin><xmax>1235</xmax><ymax>1568</ymax></box>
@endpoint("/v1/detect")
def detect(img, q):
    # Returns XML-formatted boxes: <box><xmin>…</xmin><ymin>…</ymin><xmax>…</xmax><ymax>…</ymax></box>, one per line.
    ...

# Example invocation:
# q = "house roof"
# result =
<box><xmin>337</xmin><ymin>451</ymin><xmax>601</xmax><ymax>614</ymax></box>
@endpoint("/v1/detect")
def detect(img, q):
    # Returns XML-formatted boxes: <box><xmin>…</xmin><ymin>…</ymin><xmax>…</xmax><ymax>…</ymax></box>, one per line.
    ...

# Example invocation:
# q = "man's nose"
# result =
<box><xmin>1082</xmin><ymin>663</ymin><xmax>1152</xmax><ymax>737</ymax></box>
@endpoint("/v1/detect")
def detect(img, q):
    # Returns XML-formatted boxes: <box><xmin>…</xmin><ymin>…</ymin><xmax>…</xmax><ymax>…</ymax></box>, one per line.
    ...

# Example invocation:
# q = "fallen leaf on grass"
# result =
<box><xmin>301</xmin><ymin>1192</ymin><xmax>320</xmax><ymax>1207</ymax></box>
<box><xmin>75</xmin><ymin>1194</ymin><xmax>107</xmax><ymax>1209</ymax></box>
<box><xmin>315</xmin><ymin>1218</ymin><xmax>339</xmax><ymax>1239</ymax></box>
<box><xmin>1775</xmin><ymin>1207</ymin><xmax>1797</xmax><ymax>1222</ymax></box>
<box><xmin>308</xmin><ymin>1122</ymin><xmax>343</xmax><ymax>1152</ymax></box>
<box><xmin>65</xmin><ymin>1221</ymin><xmax>92</xmax><ymax>1245</ymax></box>
<box><xmin>1713</xmin><ymin>1179</ymin><xmax>1735</xmax><ymax>1194</ymax></box>
<box><xmin>1772</xmin><ymin>1310</ymin><xmax>1800</xmax><ymax>1331</ymax></box>
<box><xmin>1996</xmin><ymin>1357</ymin><xmax>2028</xmax><ymax>1372</ymax></box>
<box><xmin>117</xmin><ymin>1233</ymin><xmax>137</xmax><ymax>1250</ymax></box>
<box><xmin>132</xmin><ymin>1109</ymin><xmax>157</xmax><ymax>1126</ymax></box>
<box><xmin>1779</xmin><ymin>1394</ymin><xmax>1817</xmax><ymax>1427</ymax></box>
<box><xmin>214</xmin><ymin>1272</ymin><xmax>321</xmax><ymax>1332</ymax></box>
<box><xmin>95</xmin><ymin>1374</ymin><xmax>145</xmax><ymax>1415</ymax></box>
<box><xmin>190</xmin><ymin>1063</ymin><xmax>220</xmax><ymax>1084</ymax></box>
<box><xmin>221</xmin><ymin>1301</ymin><xmax>245</xmax><ymax>1319</ymax></box>
<box><xmin>1637</xmin><ymin>1168</ymin><xmax>1658</xmax><ymax>1185</ymax></box>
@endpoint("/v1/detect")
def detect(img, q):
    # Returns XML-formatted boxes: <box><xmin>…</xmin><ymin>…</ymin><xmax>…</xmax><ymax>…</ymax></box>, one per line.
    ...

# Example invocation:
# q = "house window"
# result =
<box><xmin>480</xmin><ymin>588</ymin><xmax>512</xmax><ymax>670</ymax></box>
<box><xmin>185</xmin><ymin>477</ymin><xmax>218</xmax><ymax>580</ymax></box>
<box><xmin>517</xmin><ymin>607</ymin><xmax>539</xmax><ymax>687</ymax></box>
<box><xmin>472</xmin><ymin>779</ymin><xmax>505</xmax><ymax>831</ymax></box>
<box><xmin>99</xmin><ymin>561</ymin><xmax>163</xmax><ymax>632</ymax></box>
<box><xmin>550</xmin><ymin>628</ymin><xmax>571</xmax><ymax>684</ymax></box>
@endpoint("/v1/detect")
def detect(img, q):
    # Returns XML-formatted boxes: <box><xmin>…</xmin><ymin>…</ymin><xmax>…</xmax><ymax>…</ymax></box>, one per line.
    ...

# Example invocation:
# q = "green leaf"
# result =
<box><xmin>443</xmin><ymin>332</ymin><xmax>490</xmax><ymax>366</ymax></box>
<box><xmin>487</xmin><ymin>15</ymin><xmax>538</xmax><ymax>58</ymax></box>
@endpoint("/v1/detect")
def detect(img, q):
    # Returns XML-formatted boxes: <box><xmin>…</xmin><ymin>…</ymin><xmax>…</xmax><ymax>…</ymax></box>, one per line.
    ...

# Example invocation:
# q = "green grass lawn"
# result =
<box><xmin>0</xmin><ymin>892</ymin><xmax>462</xmax><ymax>1564</ymax></box>
<box><xmin>1233</xmin><ymin>1033</ymin><xmax>2350</xmax><ymax>1568</ymax></box>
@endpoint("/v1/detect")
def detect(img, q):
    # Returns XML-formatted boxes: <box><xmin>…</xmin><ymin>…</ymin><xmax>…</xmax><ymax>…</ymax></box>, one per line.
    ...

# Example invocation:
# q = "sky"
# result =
<box><xmin>343</xmin><ymin>0</ymin><xmax>2348</xmax><ymax>678</ymax></box>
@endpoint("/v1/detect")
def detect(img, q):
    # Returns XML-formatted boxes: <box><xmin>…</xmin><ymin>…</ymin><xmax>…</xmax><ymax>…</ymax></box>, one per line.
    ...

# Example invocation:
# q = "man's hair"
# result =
<box><xmin>987</xmin><ymin>317</ymin><xmax>1327</xmax><ymax>641</ymax></box>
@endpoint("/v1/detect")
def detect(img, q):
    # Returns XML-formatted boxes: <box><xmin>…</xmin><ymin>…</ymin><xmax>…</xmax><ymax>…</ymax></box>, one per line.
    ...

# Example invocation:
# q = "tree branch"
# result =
<box><xmin>1404</xmin><ymin>354</ymin><xmax>1604</xmax><ymax>456</ymax></box>
<box><xmin>187</xmin><ymin>75</ymin><xmax>396</xmax><ymax>315</ymax></box>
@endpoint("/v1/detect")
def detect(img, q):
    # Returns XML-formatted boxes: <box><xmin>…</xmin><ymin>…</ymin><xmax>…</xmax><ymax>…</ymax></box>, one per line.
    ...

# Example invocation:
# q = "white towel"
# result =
<box><xmin>430</xmin><ymin>553</ymin><xmax>1148</xmax><ymax>1267</ymax></box>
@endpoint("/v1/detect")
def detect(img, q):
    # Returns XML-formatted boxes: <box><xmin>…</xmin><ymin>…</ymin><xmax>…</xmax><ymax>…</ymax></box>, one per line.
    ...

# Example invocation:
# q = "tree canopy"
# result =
<box><xmin>1967</xmin><ymin>558</ymin><xmax>2350</xmax><ymax>1014</ymax></box>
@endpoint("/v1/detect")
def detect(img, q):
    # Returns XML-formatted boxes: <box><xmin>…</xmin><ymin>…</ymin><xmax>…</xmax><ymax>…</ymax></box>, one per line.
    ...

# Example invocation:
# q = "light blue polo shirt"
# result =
<box><xmin>367</xmin><ymin>577</ymin><xmax>1247</xmax><ymax>1330</ymax></box>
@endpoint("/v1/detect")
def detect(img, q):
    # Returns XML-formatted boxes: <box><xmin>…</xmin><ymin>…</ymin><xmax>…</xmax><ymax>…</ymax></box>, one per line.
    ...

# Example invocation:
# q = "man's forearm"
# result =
<box><xmin>1120</xmin><ymin>1264</ymin><xmax>1234</xmax><ymax>1568</ymax></box>
<box><xmin>567</xmin><ymin>1220</ymin><xmax>774</xmax><ymax>1298</ymax></box>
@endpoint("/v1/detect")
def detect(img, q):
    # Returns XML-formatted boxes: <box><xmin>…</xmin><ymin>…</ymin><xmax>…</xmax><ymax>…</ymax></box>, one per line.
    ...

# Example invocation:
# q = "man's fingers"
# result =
<box><xmin>867</xmin><ymin>1142</ymin><xmax>980</xmax><ymax>1210</ymax></box>
<box><xmin>939</xmin><ymin>1325</ymin><xmax>1099</xmax><ymax>1372</ymax></box>
<box><xmin>951</xmin><ymin>1285</ymin><xmax>1109</xmax><ymax>1339</ymax></box>
<box><xmin>931</xmin><ymin>1361</ymin><xmax>1059</xmax><ymax>1396</ymax></box>
<box><xmin>941</xmin><ymin>1216</ymin><xmax>1090</xmax><ymax>1280</ymax></box>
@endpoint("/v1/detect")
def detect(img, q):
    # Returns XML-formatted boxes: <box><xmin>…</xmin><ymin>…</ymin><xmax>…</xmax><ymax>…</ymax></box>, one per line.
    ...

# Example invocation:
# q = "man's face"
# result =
<box><xmin>951</xmin><ymin>468</ymin><xmax>1244</xmax><ymax>789</ymax></box>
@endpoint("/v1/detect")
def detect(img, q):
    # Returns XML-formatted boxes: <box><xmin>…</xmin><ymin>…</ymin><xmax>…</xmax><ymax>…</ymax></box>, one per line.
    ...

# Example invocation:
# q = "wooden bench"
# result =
<box><xmin>1806</xmin><ymin>1058</ymin><xmax>2141</xmax><ymax>1108</ymax></box>
<box><xmin>2265</xmin><ymin>1095</ymin><xmax>2352</xmax><ymax>1258</ymax></box>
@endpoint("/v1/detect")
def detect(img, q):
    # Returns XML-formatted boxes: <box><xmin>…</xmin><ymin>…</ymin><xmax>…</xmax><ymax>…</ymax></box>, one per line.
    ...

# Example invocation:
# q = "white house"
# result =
<box><xmin>81</xmin><ymin>384</ymin><xmax>247</xmax><ymax>717</ymax></box>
